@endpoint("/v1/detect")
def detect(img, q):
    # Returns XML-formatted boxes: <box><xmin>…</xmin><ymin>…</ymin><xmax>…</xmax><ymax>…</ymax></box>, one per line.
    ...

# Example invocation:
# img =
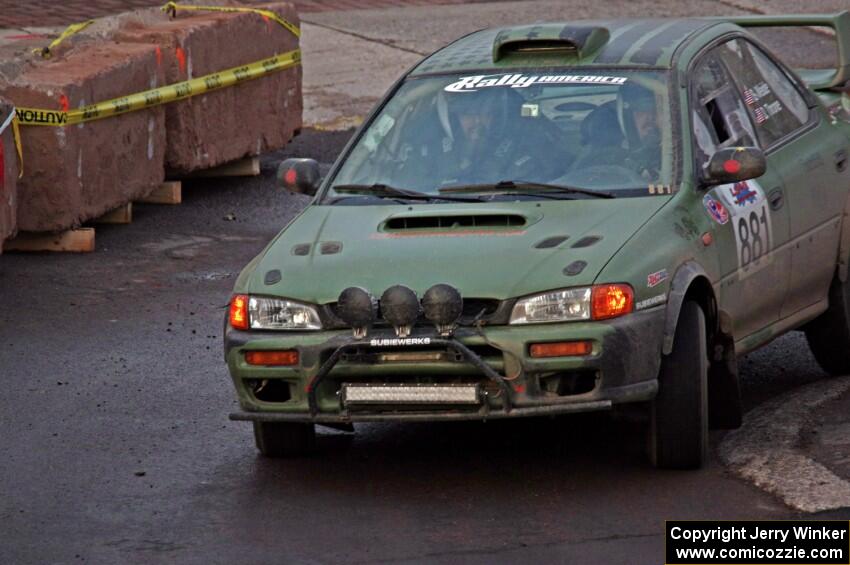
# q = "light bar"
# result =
<box><xmin>343</xmin><ymin>384</ymin><xmax>480</xmax><ymax>405</ymax></box>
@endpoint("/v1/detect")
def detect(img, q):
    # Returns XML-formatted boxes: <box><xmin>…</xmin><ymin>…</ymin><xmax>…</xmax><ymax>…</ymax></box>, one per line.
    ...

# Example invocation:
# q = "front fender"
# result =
<box><xmin>662</xmin><ymin>260</ymin><xmax>715</xmax><ymax>355</ymax></box>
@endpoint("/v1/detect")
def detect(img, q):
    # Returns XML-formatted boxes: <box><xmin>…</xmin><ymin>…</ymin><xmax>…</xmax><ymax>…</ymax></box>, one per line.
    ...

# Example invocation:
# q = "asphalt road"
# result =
<box><xmin>1</xmin><ymin>126</ymin><xmax>847</xmax><ymax>565</ymax></box>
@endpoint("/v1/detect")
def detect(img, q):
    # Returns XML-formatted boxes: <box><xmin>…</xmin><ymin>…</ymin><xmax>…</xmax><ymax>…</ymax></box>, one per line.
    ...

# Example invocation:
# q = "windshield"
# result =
<box><xmin>326</xmin><ymin>70</ymin><xmax>675</xmax><ymax>200</ymax></box>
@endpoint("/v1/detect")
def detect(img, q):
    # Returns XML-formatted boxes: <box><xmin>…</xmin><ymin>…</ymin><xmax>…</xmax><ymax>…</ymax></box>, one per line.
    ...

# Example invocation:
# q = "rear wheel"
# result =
<box><xmin>253</xmin><ymin>421</ymin><xmax>315</xmax><ymax>457</ymax></box>
<box><xmin>648</xmin><ymin>300</ymin><xmax>708</xmax><ymax>469</ymax></box>
<box><xmin>804</xmin><ymin>275</ymin><xmax>850</xmax><ymax>375</ymax></box>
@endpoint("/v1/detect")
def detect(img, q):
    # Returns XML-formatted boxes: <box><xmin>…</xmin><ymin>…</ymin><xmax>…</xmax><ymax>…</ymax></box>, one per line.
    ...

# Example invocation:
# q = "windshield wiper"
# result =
<box><xmin>438</xmin><ymin>180</ymin><xmax>615</xmax><ymax>199</ymax></box>
<box><xmin>332</xmin><ymin>184</ymin><xmax>484</xmax><ymax>203</ymax></box>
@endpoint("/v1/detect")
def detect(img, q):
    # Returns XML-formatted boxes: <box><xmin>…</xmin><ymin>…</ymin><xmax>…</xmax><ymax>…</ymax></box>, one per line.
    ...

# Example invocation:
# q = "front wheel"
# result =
<box><xmin>804</xmin><ymin>274</ymin><xmax>850</xmax><ymax>375</ymax></box>
<box><xmin>648</xmin><ymin>300</ymin><xmax>708</xmax><ymax>469</ymax></box>
<box><xmin>253</xmin><ymin>421</ymin><xmax>315</xmax><ymax>457</ymax></box>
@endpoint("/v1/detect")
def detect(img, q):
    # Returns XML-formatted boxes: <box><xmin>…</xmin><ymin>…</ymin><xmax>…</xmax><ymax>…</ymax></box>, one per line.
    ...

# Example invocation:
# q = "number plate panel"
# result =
<box><xmin>716</xmin><ymin>179</ymin><xmax>773</xmax><ymax>279</ymax></box>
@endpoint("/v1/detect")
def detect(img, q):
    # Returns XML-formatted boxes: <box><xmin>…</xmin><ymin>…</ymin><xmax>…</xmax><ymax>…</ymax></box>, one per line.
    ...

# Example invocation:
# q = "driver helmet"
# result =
<box><xmin>617</xmin><ymin>82</ymin><xmax>659</xmax><ymax>147</ymax></box>
<box><xmin>436</xmin><ymin>85</ymin><xmax>513</xmax><ymax>149</ymax></box>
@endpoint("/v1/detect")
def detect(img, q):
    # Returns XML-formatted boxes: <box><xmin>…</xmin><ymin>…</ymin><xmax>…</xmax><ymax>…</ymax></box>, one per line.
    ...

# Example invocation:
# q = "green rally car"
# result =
<box><xmin>225</xmin><ymin>13</ymin><xmax>850</xmax><ymax>468</ymax></box>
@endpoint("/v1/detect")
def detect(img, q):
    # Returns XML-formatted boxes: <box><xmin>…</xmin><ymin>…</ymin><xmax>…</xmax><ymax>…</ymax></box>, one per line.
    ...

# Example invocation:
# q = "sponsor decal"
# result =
<box><xmin>636</xmin><ymin>294</ymin><xmax>667</xmax><ymax>310</ymax></box>
<box><xmin>764</xmin><ymin>100</ymin><xmax>783</xmax><ymax>117</ymax></box>
<box><xmin>729</xmin><ymin>181</ymin><xmax>758</xmax><ymax>207</ymax></box>
<box><xmin>743</xmin><ymin>82</ymin><xmax>770</xmax><ymax>106</ymax></box>
<box><xmin>647</xmin><ymin>269</ymin><xmax>668</xmax><ymax>288</ymax></box>
<box><xmin>369</xmin><ymin>337</ymin><xmax>432</xmax><ymax>347</ymax></box>
<box><xmin>520</xmin><ymin>103</ymin><xmax>539</xmax><ymax>117</ymax></box>
<box><xmin>444</xmin><ymin>73</ymin><xmax>627</xmax><ymax>93</ymax></box>
<box><xmin>648</xmin><ymin>184</ymin><xmax>672</xmax><ymax>195</ymax></box>
<box><xmin>703</xmin><ymin>194</ymin><xmax>729</xmax><ymax>225</ymax></box>
<box><xmin>752</xmin><ymin>100</ymin><xmax>783</xmax><ymax>125</ymax></box>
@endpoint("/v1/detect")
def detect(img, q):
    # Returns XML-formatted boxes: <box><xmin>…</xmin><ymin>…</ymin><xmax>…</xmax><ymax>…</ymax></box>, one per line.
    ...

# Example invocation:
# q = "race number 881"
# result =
<box><xmin>736</xmin><ymin>204</ymin><xmax>770</xmax><ymax>269</ymax></box>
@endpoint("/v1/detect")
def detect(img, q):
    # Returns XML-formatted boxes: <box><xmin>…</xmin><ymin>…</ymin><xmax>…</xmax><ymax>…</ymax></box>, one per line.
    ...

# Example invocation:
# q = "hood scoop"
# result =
<box><xmin>383</xmin><ymin>214</ymin><xmax>526</xmax><ymax>231</ymax></box>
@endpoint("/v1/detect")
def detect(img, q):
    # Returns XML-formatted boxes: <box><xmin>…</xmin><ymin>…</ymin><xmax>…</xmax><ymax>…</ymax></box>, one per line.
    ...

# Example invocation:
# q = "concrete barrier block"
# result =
<box><xmin>2</xmin><ymin>42</ymin><xmax>166</xmax><ymax>232</ymax></box>
<box><xmin>0</xmin><ymin>99</ymin><xmax>20</xmax><ymax>250</ymax></box>
<box><xmin>114</xmin><ymin>2</ymin><xmax>302</xmax><ymax>174</ymax></box>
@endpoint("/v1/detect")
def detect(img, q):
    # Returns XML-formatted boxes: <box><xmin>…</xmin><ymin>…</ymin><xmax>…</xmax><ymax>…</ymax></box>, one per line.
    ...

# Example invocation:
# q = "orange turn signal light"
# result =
<box><xmin>230</xmin><ymin>294</ymin><xmax>249</xmax><ymax>330</ymax></box>
<box><xmin>529</xmin><ymin>340</ymin><xmax>593</xmax><ymax>358</ymax></box>
<box><xmin>591</xmin><ymin>284</ymin><xmax>634</xmax><ymax>320</ymax></box>
<box><xmin>245</xmin><ymin>350</ymin><xmax>299</xmax><ymax>366</ymax></box>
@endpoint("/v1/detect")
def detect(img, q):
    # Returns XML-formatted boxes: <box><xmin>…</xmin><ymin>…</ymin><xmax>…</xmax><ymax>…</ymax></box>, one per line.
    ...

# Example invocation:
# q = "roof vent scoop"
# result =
<box><xmin>493</xmin><ymin>25</ymin><xmax>610</xmax><ymax>62</ymax></box>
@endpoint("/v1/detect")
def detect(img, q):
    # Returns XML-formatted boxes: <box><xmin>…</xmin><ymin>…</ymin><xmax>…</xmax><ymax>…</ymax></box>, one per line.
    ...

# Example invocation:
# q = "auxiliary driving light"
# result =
<box><xmin>380</xmin><ymin>285</ymin><xmax>420</xmax><ymax>337</ymax></box>
<box><xmin>422</xmin><ymin>284</ymin><xmax>463</xmax><ymax>336</ymax></box>
<box><xmin>337</xmin><ymin>286</ymin><xmax>378</xmax><ymax>338</ymax></box>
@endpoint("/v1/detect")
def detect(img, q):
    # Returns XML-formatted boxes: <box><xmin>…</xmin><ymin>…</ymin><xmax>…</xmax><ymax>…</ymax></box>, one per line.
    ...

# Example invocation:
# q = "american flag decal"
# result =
<box><xmin>754</xmin><ymin>107</ymin><xmax>767</xmax><ymax>124</ymax></box>
<box><xmin>743</xmin><ymin>89</ymin><xmax>755</xmax><ymax>105</ymax></box>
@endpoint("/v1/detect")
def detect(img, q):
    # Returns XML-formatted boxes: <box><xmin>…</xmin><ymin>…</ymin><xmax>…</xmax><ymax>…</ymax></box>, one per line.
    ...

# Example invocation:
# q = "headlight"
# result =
<box><xmin>509</xmin><ymin>284</ymin><xmax>634</xmax><ymax>324</ymax></box>
<box><xmin>247</xmin><ymin>296</ymin><xmax>322</xmax><ymax>330</ymax></box>
<box><xmin>510</xmin><ymin>288</ymin><xmax>591</xmax><ymax>324</ymax></box>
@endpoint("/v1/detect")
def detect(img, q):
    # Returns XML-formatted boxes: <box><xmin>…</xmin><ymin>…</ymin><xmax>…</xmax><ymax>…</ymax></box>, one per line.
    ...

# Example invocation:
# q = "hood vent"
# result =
<box><xmin>572</xmin><ymin>235</ymin><xmax>603</xmax><ymax>248</ymax></box>
<box><xmin>384</xmin><ymin>214</ymin><xmax>526</xmax><ymax>231</ymax></box>
<box><xmin>535</xmin><ymin>235</ymin><xmax>569</xmax><ymax>249</ymax></box>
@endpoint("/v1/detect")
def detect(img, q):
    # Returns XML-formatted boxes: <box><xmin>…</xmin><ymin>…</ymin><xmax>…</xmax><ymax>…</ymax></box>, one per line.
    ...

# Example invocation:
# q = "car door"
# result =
<box><xmin>716</xmin><ymin>38</ymin><xmax>849</xmax><ymax>319</ymax></box>
<box><xmin>690</xmin><ymin>48</ymin><xmax>792</xmax><ymax>340</ymax></box>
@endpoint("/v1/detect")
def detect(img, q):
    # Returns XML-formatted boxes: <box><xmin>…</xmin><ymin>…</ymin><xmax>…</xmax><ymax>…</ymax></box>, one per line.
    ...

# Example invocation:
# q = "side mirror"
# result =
<box><xmin>277</xmin><ymin>158</ymin><xmax>320</xmax><ymax>195</ymax></box>
<box><xmin>702</xmin><ymin>147</ymin><xmax>766</xmax><ymax>187</ymax></box>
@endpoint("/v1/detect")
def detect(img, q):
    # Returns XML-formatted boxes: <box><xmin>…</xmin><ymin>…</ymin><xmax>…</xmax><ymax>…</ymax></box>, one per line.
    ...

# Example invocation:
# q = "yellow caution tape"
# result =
<box><xmin>15</xmin><ymin>48</ymin><xmax>300</xmax><ymax>127</ymax></box>
<box><xmin>161</xmin><ymin>2</ymin><xmax>300</xmax><ymax>38</ymax></box>
<box><xmin>0</xmin><ymin>109</ymin><xmax>24</xmax><ymax>177</ymax></box>
<box><xmin>33</xmin><ymin>20</ymin><xmax>95</xmax><ymax>59</ymax></box>
<box><xmin>12</xmin><ymin>117</ymin><xmax>23</xmax><ymax>177</ymax></box>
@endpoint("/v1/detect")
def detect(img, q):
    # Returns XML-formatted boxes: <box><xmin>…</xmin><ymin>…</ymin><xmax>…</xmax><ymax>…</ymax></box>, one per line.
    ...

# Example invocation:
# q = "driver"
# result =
<box><xmin>437</xmin><ymin>87</ymin><xmax>559</xmax><ymax>185</ymax></box>
<box><xmin>618</xmin><ymin>82</ymin><xmax>662</xmax><ymax>181</ymax></box>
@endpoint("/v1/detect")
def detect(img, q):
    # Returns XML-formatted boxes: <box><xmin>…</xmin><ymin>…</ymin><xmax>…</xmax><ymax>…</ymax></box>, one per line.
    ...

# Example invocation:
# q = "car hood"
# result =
<box><xmin>242</xmin><ymin>198</ymin><xmax>669</xmax><ymax>303</ymax></box>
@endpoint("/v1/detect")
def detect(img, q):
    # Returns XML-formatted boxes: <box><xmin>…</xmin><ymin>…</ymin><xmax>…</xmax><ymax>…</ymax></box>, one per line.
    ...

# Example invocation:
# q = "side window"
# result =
<box><xmin>717</xmin><ymin>38</ymin><xmax>809</xmax><ymax>148</ymax></box>
<box><xmin>691</xmin><ymin>53</ymin><xmax>756</xmax><ymax>169</ymax></box>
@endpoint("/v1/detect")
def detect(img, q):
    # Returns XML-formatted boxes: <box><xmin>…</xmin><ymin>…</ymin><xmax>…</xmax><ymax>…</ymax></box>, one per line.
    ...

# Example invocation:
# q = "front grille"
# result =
<box><xmin>334</xmin><ymin>343</ymin><xmax>503</xmax><ymax>365</ymax></box>
<box><xmin>460</xmin><ymin>298</ymin><xmax>500</xmax><ymax>321</ymax></box>
<box><xmin>538</xmin><ymin>371</ymin><xmax>598</xmax><ymax>396</ymax></box>
<box><xmin>245</xmin><ymin>379</ymin><xmax>292</xmax><ymax>403</ymax></box>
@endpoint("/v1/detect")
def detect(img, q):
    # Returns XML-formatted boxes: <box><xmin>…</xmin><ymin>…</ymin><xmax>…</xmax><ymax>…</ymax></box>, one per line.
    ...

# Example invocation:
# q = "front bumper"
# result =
<box><xmin>225</xmin><ymin>306</ymin><xmax>666</xmax><ymax>423</ymax></box>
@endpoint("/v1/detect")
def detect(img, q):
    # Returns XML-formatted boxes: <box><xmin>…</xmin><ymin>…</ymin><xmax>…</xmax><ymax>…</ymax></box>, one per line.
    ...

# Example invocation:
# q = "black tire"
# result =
<box><xmin>804</xmin><ymin>275</ymin><xmax>850</xmax><ymax>375</ymax></box>
<box><xmin>253</xmin><ymin>421</ymin><xmax>315</xmax><ymax>457</ymax></box>
<box><xmin>648</xmin><ymin>301</ymin><xmax>708</xmax><ymax>469</ymax></box>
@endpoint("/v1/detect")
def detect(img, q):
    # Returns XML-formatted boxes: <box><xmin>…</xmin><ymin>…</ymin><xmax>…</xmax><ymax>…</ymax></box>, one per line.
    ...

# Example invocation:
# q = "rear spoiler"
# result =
<box><xmin>727</xmin><ymin>11</ymin><xmax>850</xmax><ymax>90</ymax></box>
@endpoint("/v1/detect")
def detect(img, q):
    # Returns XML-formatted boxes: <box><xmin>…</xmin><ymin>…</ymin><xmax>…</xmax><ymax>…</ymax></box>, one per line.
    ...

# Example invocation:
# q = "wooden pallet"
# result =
<box><xmin>187</xmin><ymin>156</ymin><xmax>260</xmax><ymax>178</ymax></box>
<box><xmin>93</xmin><ymin>202</ymin><xmax>133</xmax><ymax>224</ymax></box>
<box><xmin>136</xmin><ymin>181</ymin><xmax>181</xmax><ymax>205</ymax></box>
<box><xmin>4</xmin><ymin>227</ymin><xmax>95</xmax><ymax>253</ymax></box>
